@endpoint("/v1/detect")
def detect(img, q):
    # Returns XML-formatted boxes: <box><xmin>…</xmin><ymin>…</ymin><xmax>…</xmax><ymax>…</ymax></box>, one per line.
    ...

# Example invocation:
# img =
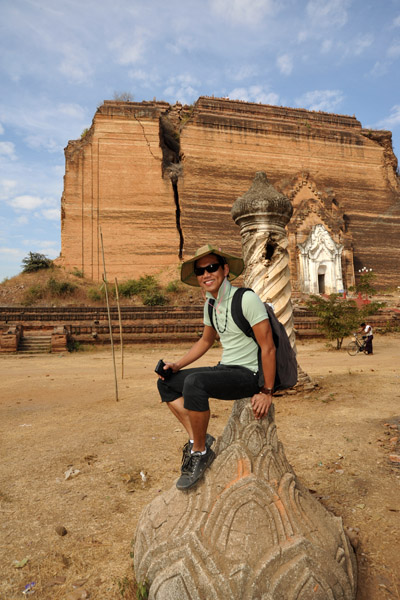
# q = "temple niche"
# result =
<box><xmin>283</xmin><ymin>174</ymin><xmax>355</xmax><ymax>295</ymax></box>
<box><xmin>298</xmin><ymin>225</ymin><xmax>344</xmax><ymax>294</ymax></box>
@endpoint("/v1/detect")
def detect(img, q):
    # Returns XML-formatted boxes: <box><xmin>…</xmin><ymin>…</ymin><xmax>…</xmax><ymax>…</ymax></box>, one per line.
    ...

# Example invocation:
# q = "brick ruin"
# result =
<box><xmin>60</xmin><ymin>97</ymin><xmax>400</xmax><ymax>292</ymax></box>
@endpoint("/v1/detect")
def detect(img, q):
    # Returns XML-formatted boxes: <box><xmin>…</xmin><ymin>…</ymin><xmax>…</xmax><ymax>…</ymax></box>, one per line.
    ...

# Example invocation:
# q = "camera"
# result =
<box><xmin>155</xmin><ymin>359</ymin><xmax>172</xmax><ymax>379</ymax></box>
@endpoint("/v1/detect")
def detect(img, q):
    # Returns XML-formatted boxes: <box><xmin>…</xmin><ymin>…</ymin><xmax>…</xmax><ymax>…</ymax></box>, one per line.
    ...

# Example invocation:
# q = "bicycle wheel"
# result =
<box><xmin>347</xmin><ymin>341</ymin><xmax>359</xmax><ymax>356</ymax></box>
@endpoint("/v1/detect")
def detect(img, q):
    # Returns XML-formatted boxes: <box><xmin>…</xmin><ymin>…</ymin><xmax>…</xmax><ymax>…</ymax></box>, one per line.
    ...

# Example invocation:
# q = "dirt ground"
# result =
<box><xmin>1</xmin><ymin>335</ymin><xmax>400</xmax><ymax>600</ymax></box>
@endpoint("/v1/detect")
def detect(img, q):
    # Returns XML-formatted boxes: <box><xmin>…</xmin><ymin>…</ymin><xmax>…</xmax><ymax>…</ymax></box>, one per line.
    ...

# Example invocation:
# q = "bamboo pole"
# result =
<box><xmin>114</xmin><ymin>277</ymin><xmax>124</xmax><ymax>379</ymax></box>
<box><xmin>99</xmin><ymin>228</ymin><xmax>119</xmax><ymax>401</ymax></box>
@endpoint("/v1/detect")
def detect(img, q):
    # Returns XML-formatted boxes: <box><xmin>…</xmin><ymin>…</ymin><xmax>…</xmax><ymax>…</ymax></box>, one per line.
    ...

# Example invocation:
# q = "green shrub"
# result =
<box><xmin>165</xmin><ymin>280</ymin><xmax>180</xmax><ymax>293</ymax></box>
<box><xmin>67</xmin><ymin>340</ymin><xmax>82</xmax><ymax>352</ymax></box>
<box><xmin>118</xmin><ymin>280</ymin><xmax>140</xmax><ymax>298</ymax></box>
<box><xmin>143</xmin><ymin>291</ymin><xmax>169</xmax><ymax>306</ymax></box>
<box><xmin>118</xmin><ymin>275</ymin><xmax>161</xmax><ymax>300</ymax></box>
<box><xmin>21</xmin><ymin>252</ymin><xmax>52</xmax><ymax>273</ymax></box>
<box><xmin>135</xmin><ymin>275</ymin><xmax>160</xmax><ymax>295</ymax></box>
<box><xmin>88</xmin><ymin>287</ymin><xmax>102</xmax><ymax>301</ymax></box>
<box><xmin>22</xmin><ymin>284</ymin><xmax>44</xmax><ymax>305</ymax></box>
<box><xmin>47</xmin><ymin>277</ymin><xmax>77</xmax><ymax>297</ymax></box>
<box><xmin>355</xmin><ymin>269</ymin><xmax>377</xmax><ymax>296</ymax></box>
<box><xmin>71</xmin><ymin>268</ymin><xmax>84</xmax><ymax>278</ymax></box>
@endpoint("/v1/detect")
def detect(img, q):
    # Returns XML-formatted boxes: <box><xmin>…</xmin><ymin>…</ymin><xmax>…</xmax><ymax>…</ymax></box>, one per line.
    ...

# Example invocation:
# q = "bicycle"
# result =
<box><xmin>346</xmin><ymin>334</ymin><xmax>367</xmax><ymax>356</ymax></box>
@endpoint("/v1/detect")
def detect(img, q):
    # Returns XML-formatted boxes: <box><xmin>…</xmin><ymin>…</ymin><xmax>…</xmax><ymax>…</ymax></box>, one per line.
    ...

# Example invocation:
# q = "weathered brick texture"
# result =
<box><xmin>60</xmin><ymin>97</ymin><xmax>400</xmax><ymax>289</ymax></box>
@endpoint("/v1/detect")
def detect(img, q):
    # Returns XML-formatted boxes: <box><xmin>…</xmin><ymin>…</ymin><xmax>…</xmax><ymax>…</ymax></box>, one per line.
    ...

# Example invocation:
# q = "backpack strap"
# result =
<box><xmin>207</xmin><ymin>298</ymin><xmax>215</xmax><ymax>329</ymax></box>
<box><xmin>230</xmin><ymin>287</ymin><xmax>256</xmax><ymax>338</ymax></box>
<box><xmin>231</xmin><ymin>287</ymin><xmax>267</xmax><ymax>387</ymax></box>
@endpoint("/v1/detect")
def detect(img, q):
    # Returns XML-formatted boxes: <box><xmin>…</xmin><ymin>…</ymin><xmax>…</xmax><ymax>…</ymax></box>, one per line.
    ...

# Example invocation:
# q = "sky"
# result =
<box><xmin>0</xmin><ymin>0</ymin><xmax>399</xmax><ymax>280</ymax></box>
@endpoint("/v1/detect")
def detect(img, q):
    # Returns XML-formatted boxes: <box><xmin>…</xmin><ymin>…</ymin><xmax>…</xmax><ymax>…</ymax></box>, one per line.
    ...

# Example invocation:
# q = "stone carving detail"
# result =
<box><xmin>134</xmin><ymin>400</ymin><xmax>357</xmax><ymax>599</ymax></box>
<box><xmin>232</xmin><ymin>172</ymin><xmax>296</xmax><ymax>348</ymax></box>
<box><xmin>298</xmin><ymin>224</ymin><xmax>344</xmax><ymax>294</ymax></box>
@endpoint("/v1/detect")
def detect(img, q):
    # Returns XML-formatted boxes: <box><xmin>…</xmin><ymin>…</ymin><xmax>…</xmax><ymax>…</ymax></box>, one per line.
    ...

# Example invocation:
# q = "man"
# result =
<box><xmin>359</xmin><ymin>322</ymin><xmax>373</xmax><ymax>354</ymax></box>
<box><xmin>157</xmin><ymin>244</ymin><xmax>276</xmax><ymax>491</ymax></box>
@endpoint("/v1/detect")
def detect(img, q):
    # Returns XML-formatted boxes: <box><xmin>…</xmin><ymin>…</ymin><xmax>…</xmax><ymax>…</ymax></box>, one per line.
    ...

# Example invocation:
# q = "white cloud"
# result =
<box><xmin>375</xmin><ymin>105</ymin><xmax>400</xmax><ymax>129</ymax></box>
<box><xmin>393</xmin><ymin>15</ymin><xmax>400</xmax><ymax>27</ymax></box>
<box><xmin>59</xmin><ymin>43</ymin><xmax>93</xmax><ymax>84</ymax></box>
<box><xmin>0</xmin><ymin>141</ymin><xmax>16</xmax><ymax>160</ymax></box>
<box><xmin>306</xmin><ymin>0</ymin><xmax>350</xmax><ymax>28</ymax></box>
<box><xmin>109</xmin><ymin>30</ymin><xmax>148</xmax><ymax>66</ymax></box>
<box><xmin>229</xmin><ymin>65</ymin><xmax>259</xmax><ymax>81</ymax></box>
<box><xmin>16</xmin><ymin>215</ymin><xmax>29</xmax><ymax>226</ymax></box>
<box><xmin>163</xmin><ymin>75</ymin><xmax>199</xmax><ymax>105</ymax></box>
<box><xmin>277</xmin><ymin>54</ymin><xmax>293</xmax><ymax>75</ymax></box>
<box><xmin>22</xmin><ymin>240</ymin><xmax>59</xmax><ymax>258</ymax></box>
<box><xmin>295</xmin><ymin>90</ymin><xmax>344</xmax><ymax>112</ymax></box>
<box><xmin>388</xmin><ymin>40</ymin><xmax>400</xmax><ymax>59</ymax></box>
<box><xmin>0</xmin><ymin>247</ymin><xmax>23</xmax><ymax>257</ymax></box>
<box><xmin>352</xmin><ymin>34</ymin><xmax>374</xmax><ymax>56</ymax></box>
<box><xmin>41</xmin><ymin>208</ymin><xmax>60</xmax><ymax>221</ymax></box>
<box><xmin>166</xmin><ymin>36</ymin><xmax>197</xmax><ymax>55</ymax></box>
<box><xmin>0</xmin><ymin>101</ymin><xmax>88</xmax><ymax>152</ymax></box>
<box><xmin>321</xmin><ymin>39</ymin><xmax>333</xmax><ymax>53</ymax></box>
<box><xmin>370</xmin><ymin>60</ymin><xmax>389</xmax><ymax>77</ymax></box>
<box><xmin>228</xmin><ymin>86</ymin><xmax>279</xmax><ymax>105</ymax></box>
<box><xmin>0</xmin><ymin>179</ymin><xmax>18</xmax><ymax>201</ymax></box>
<box><xmin>128</xmin><ymin>68</ymin><xmax>161</xmax><ymax>89</ymax></box>
<box><xmin>209</xmin><ymin>0</ymin><xmax>278</xmax><ymax>25</ymax></box>
<box><xmin>0</xmin><ymin>123</ymin><xmax>4</xmax><ymax>135</ymax></box>
<box><xmin>9</xmin><ymin>195</ymin><xmax>47</xmax><ymax>211</ymax></box>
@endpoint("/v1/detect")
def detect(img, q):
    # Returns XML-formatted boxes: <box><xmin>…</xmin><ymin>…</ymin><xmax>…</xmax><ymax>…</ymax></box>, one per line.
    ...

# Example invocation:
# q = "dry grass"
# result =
<box><xmin>0</xmin><ymin>265</ymin><xmax>203</xmax><ymax>308</ymax></box>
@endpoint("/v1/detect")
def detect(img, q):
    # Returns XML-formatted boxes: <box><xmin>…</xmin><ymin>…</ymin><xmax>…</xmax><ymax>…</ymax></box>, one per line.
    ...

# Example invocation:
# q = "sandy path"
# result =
<box><xmin>0</xmin><ymin>335</ymin><xmax>399</xmax><ymax>599</ymax></box>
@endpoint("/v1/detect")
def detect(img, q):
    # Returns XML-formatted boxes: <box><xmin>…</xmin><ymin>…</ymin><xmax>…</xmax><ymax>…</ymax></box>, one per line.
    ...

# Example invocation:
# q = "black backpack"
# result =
<box><xmin>208</xmin><ymin>287</ymin><xmax>298</xmax><ymax>392</ymax></box>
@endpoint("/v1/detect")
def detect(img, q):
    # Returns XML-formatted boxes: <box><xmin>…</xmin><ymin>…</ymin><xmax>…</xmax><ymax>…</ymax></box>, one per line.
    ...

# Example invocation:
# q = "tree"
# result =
<box><xmin>21</xmin><ymin>252</ymin><xmax>53</xmax><ymax>273</ymax></box>
<box><xmin>307</xmin><ymin>294</ymin><xmax>361</xmax><ymax>349</ymax></box>
<box><xmin>306</xmin><ymin>294</ymin><xmax>384</xmax><ymax>349</ymax></box>
<box><xmin>113</xmin><ymin>91</ymin><xmax>134</xmax><ymax>102</ymax></box>
<box><xmin>356</xmin><ymin>268</ymin><xmax>376</xmax><ymax>296</ymax></box>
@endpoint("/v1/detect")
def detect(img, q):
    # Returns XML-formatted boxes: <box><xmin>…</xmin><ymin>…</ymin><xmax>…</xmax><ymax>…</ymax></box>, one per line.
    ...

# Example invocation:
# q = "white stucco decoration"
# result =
<box><xmin>298</xmin><ymin>224</ymin><xmax>344</xmax><ymax>294</ymax></box>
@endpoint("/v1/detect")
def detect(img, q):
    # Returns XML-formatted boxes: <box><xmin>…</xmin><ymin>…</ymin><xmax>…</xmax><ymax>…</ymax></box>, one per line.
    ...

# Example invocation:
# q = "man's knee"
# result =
<box><xmin>183</xmin><ymin>373</ymin><xmax>209</xmax><ymax>412</ymax></box>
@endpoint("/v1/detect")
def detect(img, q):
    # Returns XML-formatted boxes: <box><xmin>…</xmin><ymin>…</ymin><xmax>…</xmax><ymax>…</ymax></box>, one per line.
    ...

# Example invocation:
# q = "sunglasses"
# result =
<box><xmin>194</xmin><ymin>262</ymin><xmax>222</xmax><ymax>276</ymax></box>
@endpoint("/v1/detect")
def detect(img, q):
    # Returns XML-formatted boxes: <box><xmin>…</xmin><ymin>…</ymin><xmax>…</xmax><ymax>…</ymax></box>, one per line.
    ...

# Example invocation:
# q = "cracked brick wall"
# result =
<box><xmin>60</xmin><ymin>97</ymin><xmax>400</xmax><ymax>287</ymax></box>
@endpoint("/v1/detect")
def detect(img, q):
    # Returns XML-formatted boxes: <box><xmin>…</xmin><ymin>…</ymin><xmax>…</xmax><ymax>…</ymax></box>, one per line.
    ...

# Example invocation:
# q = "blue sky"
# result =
<box><xmin>0</xmin><ymin>0</ymin><xmax>399</xmax><ymax>280</ymax></box>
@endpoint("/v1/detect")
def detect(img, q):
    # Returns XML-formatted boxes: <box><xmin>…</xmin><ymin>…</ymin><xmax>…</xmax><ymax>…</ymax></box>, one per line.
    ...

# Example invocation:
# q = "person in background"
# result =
<box><xmin>359</xmin><ymin>322</ymin><xmax>373</xmax><ymax>354</ymax></box>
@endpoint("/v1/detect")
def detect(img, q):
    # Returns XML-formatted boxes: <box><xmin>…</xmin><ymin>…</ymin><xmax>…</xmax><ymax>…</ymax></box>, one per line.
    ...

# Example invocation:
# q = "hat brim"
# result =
<box><xmin>180</xmin><ymin>244</ymin><xmax>244</xmax><ymax>287</ymax></box>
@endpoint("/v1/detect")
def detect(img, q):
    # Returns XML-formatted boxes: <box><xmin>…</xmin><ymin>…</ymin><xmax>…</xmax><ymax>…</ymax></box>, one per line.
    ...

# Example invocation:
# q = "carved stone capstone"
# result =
<box><xmin>134</xmin><ymin>400</ymin><xmax>357</xmax><ymax>599</ymax></box>
<box><xmin>232</xmin><ymin>171</ymin><xmax>293</xmax><ymax>233</ymax></box>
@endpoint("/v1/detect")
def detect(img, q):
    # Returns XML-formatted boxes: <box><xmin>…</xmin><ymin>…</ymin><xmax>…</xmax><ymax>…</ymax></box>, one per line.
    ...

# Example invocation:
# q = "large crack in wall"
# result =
<box><xmin>159</xmin><ymin>109</ymin><xmax>185</xmax><ymax>259</ymax></box>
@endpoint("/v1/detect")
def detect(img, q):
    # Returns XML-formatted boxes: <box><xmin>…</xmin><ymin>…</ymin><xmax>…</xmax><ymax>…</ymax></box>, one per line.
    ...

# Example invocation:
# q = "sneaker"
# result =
<box><xmin>181</xmin><ymin>433</ymin><xmax>215</xmax><ymax>474</ymax></box>
<box><xmin>176</xmin><ymin>447</ymin><xmax>216</xmax><ymax>491</ymax></box>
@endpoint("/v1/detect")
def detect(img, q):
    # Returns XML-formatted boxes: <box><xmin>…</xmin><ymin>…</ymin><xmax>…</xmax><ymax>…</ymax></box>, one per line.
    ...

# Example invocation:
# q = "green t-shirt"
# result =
<box><xmin>203</xmin><ymin>280</ymin><xmax>268</xmax><ymax>373</ymax></box>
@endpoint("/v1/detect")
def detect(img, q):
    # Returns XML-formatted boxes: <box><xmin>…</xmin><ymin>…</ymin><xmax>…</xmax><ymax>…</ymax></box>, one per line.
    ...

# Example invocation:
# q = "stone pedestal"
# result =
<box><xmin>134</xmin><ymin>400</ymin><xmax>357</xmax><ymax>599</ymax></box>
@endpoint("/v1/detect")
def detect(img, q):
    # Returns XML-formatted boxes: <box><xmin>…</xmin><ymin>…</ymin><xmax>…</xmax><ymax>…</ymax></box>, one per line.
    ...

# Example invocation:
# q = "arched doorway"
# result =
<box><xmin>298</xmin><ymin>225</ymin><xmax>344</xmax><ymax>294</ymax></box>
<box><xmin>318</xmin><ymin>265</ymin><xmax>326</xmax><ymax>294</ymax></box>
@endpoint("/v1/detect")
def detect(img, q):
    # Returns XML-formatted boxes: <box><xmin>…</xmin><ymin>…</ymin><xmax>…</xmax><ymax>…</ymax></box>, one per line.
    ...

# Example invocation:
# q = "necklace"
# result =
<box><xmin>213</xmin><ymin>289</ymin><xmax>231</xmax><ymax>334</ymax></box>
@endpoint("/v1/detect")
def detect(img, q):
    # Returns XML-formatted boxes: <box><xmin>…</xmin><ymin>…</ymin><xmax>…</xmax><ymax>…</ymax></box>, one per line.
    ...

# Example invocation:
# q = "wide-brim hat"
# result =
<box><xmin>180</xmin><ymin>244</ymin><xmax>244</xmax><ymax>287</ymax></box>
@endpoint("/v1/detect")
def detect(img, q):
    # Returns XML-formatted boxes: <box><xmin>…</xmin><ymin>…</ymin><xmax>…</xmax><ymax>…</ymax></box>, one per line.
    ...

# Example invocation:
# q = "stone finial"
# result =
<box><xmin>134</xmin><ymin>399</ymin><xmax>357</xmax><ymax>599</ymax></box>
<box><xmin>232</xmin><ymin>171</ymin><xmax>293</xmax><ymax>229</ymax></box>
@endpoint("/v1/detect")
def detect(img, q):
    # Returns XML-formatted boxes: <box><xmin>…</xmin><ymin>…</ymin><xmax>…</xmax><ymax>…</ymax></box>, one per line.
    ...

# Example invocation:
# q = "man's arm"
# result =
<box><xmin>161</xmin><ymin>325</ymin><xmax>217</xmax><ymax>376</ymax></box>
<box><xmin>250</xmin><ymin>319</ymin><xmax>276</xmax><ymax>420</ymax></box>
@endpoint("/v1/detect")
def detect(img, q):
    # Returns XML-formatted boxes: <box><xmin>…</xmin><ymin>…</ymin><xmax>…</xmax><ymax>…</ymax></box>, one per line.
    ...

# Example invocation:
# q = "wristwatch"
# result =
<box><xmin>260</xmin><ymin>386</ymin><xmax>273</xmax><ymax>395</ymax></box>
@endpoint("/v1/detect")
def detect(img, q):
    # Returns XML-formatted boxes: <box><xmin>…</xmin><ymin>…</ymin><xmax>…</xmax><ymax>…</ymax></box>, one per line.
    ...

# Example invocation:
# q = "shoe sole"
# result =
<box><xmin>176</xmin><ymin>450</ymin><xmax>215</xmax><ymax>491</ymax></box>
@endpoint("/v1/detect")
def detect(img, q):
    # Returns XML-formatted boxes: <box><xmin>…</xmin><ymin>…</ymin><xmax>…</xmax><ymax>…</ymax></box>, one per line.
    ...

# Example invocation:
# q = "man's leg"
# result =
<box><xmin>189</xmin><ymin>409</ymin><xmax>210</xmax><ymax>452</ymax></box>
<box><xmin>176</xmin><ymin>365</ymin><xmax>259</xmax><ymax>490</ymax></box>
<box><xmin>166</xmin><ymin>396</ymin><xmax>193</xmax><ymax>439</ymax></box>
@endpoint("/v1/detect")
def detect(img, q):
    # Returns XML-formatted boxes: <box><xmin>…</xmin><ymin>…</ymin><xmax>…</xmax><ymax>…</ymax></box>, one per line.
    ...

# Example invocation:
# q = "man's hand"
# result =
<box><xmin>251</xmin><ymin>392</ymin><xmax>273</xmax><ymax>420</ymax></box>
<box><xmin>156</xmin><ymin>361</ymin><xmax>180</xmax><ymax>380</ymax></box>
